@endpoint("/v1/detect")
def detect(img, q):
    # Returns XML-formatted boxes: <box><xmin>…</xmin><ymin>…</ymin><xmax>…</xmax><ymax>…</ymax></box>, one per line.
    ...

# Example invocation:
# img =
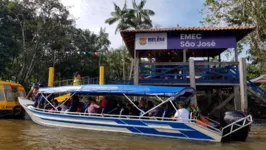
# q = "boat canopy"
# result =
<box><xmin>38</xmin><ymin>85</ymin><xmax>186</xmax><ymax>96</ymax></box>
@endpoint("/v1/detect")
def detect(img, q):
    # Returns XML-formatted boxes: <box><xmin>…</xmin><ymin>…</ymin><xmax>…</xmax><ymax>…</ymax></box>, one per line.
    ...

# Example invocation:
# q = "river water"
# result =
<box><xmin>0</xmin><ymin>119</ymin><xmax>265</xmax><ymax>150</ymax></box>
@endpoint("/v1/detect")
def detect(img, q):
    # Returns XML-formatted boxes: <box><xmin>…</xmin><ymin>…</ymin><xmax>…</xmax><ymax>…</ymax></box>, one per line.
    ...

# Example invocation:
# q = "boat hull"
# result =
<box><xmin>19</xmin><ymin>98</ymin><xmax>222</xmax><ymax>142</ymax></box>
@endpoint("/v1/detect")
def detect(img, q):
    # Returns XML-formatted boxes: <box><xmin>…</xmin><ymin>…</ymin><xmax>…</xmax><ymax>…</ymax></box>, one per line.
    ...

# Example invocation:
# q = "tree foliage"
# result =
<box><xmin>0</xmin><ymin>0</ymin><xmax>110</xmax><ymax>88</ymax></box>
<box><xmin>105</xmin><ymin>0</ymin><xmax>155</xmax><ymax>33</ymax></box>
<box><xmin>0</xmin><ymin>0</ymin><xmax>156</xmax><ymax>89</ymax></box>
<box><xmin>105</xmin><ymin>0</ymin><xmax>155</xmax><ymax>80</ymax></box>
<box><xmin>102</xmin><ymin>46</ymin><xmax>131</xmax><ymax>80</ymax></box>
<box><xmin>201</xmin><ymin>0</ymin><xmax>266</xmax><ymax>78</ymax></box>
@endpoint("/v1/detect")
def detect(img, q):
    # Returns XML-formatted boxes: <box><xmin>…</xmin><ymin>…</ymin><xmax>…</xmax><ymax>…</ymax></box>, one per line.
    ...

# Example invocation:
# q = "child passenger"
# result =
<box><xmin>87</xmin><ymin>98</ymin><xmax>100</xmax><ymax>114</ymax></box>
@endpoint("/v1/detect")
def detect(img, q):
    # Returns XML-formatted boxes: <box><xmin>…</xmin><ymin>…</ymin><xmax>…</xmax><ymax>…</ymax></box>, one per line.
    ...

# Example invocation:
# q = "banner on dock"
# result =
<box><xmin>135</xmin><ymin>32</ymin><xmax>236</xmax><ymax>50</ymax></box>
<box><xmin>168</xmin><ymin>32</ymin><xmax>236</xmax><ymax>49</ymax></box>
<box><xmin>135</xmin><ymin>33</ymin><xmax>168</xmax><ymax>50</ymax></box>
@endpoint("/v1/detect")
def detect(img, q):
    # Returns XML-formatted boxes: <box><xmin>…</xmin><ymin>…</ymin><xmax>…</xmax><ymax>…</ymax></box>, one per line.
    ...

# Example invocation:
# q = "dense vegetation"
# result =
<box><xmin>202</xmin><ymin>0</ymin><xmax>266</xmax><ymax>118</ymax></box>
<box><xmin>0</xmin><ymin>0</ymin><xmax>154</xmax><ymax>89</ymax></box>
<box><xmin>1</xmin><ymin>0</ymin><xmax>265</xmax><ymax>93</ymax></box>
<box><xmin>201</xmin><ymin>0</ymin><xmax>266</xmax><ymax>81</ymax></box>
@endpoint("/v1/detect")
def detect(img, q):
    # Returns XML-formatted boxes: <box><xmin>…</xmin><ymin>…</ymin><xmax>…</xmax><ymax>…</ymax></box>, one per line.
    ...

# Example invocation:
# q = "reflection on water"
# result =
<box><xmin>0</xmin><ymin>119</ymin><xmax>265</xmax><ymax>150</ymax></box>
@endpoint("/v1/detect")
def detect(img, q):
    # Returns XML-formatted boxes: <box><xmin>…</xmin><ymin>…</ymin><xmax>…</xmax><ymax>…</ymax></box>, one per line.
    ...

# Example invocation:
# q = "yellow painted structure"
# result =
<box><xmin>98</xmin><ymin>66</ymin><xmax>105</xmax><ymax>101</ymax></box>
<box><xmin>48</xmin><ymin>67</ymin><xmax>55</xmax><ymax>87</ymax></box>
<box><xmin>99</xmin><ymin>66</ymin><xmax>104</xmax><ymax>85</ymax></box>
<box><xmin>54</xmin><ymin>93</ymin><xmax>71</xmax><ymax>103</ymax></box>
<box><xmin>0</xmin><ymin>81</ymin><xmax>26</xmax><ymax>116</ymax></box>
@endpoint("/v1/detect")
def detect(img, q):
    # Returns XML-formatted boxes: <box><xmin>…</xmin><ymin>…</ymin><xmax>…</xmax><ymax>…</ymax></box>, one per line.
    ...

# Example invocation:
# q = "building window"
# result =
<box><xmin>0</xmin><ymin>90</ymin><xmax>5</xmax><ymax>101</ymax></box>
<box><xmin>5</xmin><ymin>89</ymin><xmax>14</xmax><ymax>102</ymax></box>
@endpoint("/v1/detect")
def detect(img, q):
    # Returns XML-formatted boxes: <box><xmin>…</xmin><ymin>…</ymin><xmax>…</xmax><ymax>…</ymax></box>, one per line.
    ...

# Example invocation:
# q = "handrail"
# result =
<box><xmin>221</xmin><ymin>115</ymin><xmax>253</xmax><ymax>138</ymax></box>
<box><xmin>204</xmin><ymin>116</ymin><xmax>220</xmax><ymax>126</ymax></box>
<box><xmin>247</xmin><ymin>80</ymin><xmax>266</xmax><ymax>98</ymax></box>
<box><xmin>139</xmin><ymin>65</ymin><xmax>239</xmax><ymax>81</ymax></box>
<box><xmin>192</xmin><ymin>119</ymin><xmax>223</xmax><ymax>134</ymax></box>
<box><xmin>140</xmin><ymin>62</ymin><xmax>239</xmax><ymax>66</ymax></box>
<box><xmin>53</xmin><ymin>77</ymin><xmax>99</xmax><ymax>86</ymax></box>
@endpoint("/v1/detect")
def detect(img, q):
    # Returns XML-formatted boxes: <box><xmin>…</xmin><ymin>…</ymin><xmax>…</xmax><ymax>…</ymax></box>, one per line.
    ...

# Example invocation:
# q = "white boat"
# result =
<box><xmin>19</xmin><ymin>85</ymin><xmax>252</xmax><ymax>142</ymax></box>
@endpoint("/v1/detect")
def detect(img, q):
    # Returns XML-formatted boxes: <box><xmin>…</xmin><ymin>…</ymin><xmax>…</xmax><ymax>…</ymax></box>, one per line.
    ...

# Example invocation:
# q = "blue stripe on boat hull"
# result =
<box><xmin>41</xmin><ymin>117</ymin><xmax>187</xmax><ymax>138</ymax></box>
<box><xmin>29</xmin><ymin>108</ymin><xmax>215</xmax><ymax>140</ymax></box>
<box><xmin>29</xmin><ymin>108</ymin><xmax>193</xmax><ymax>130</ymax></box>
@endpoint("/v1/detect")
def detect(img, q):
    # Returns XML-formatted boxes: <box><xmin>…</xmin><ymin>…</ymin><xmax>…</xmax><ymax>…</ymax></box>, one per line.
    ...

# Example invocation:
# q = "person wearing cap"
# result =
<box><xmin>172</xmin><ymin>102</ymin><xmax>189</xmax><ymax>122</ymax></box>
<box><xmin>26</xmin><ymin>83</ymin><xmax>39</xmax><ymax>101</ymax></box>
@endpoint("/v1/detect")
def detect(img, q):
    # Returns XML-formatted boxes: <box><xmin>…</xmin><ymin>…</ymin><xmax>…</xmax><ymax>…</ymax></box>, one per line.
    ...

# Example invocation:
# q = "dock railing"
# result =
<box><xmin>139</xmin><ymin>62</ymin><xmax>239</xmax><ymax>84</ymax></box>
<box><xmin>53</xmin><ymin>76</ymin><xmax>99</xmax><ymax>87</ymax></box>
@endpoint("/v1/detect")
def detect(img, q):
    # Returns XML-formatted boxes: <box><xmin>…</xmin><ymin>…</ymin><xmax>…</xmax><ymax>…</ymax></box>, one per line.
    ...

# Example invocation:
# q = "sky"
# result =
<box><xmin>60</xmin><ymin>0</ymin><xmax>248</xmax><ymax>61</ymax></box>
<box><xmin>61</xmin><ymin>0</ymin><xmax>205</xmax><ymax>48</ymax></box>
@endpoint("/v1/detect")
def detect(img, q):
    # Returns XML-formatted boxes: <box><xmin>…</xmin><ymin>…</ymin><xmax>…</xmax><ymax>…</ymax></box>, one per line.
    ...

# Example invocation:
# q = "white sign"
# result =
<box><xmin>135</xmin><ymin>33</ymin><xmax>167</xmax><ymax>50</ymax></box>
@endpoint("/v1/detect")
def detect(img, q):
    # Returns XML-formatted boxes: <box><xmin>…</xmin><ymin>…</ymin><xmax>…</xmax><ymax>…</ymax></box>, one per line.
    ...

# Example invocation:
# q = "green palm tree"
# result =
<box><xmin>97</xmin><ymin>27</ymin><xmax>111</xmax><ymax>51</ymax></box>
<box><xmin>129</xmin><ymin>0</ymin><xmax>155</xmax><ymax>29</ymax></box>
<box><xmin>105</xmin><ymin>1</ymin><xmax>132</xmax><ymax>34</ymax></box>
<box><xmin>105</xmin><ymin>0</ymin><xmax>155</xmax><ymax>80</ymax></box>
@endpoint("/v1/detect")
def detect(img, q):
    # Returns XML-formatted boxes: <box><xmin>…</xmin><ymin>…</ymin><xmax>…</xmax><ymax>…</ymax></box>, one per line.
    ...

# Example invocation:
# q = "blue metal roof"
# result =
<box><xmin>39</xmin><ymin>84</ymin><xmax>185</xmax><ymax>96</ymax></box>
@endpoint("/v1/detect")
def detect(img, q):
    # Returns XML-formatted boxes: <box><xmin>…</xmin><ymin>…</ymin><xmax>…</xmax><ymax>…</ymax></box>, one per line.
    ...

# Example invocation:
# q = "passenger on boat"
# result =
<box><xmin>161</xmin><ymin>103</ymin><xmax>171</xmax><ymax>120</ymax></box>
<box><xmin>57</xmin><ymin>100</ymin><xmax>70</xmax><ymax>111</ymax></box>
<box><xmin>119</xmin><ymin>103</ymin><xmax>129</xmax><ymax>115</ymax></box>
<box><xmin>139</xmin><ymin>98</ymin><xmax>146</xmax><ymax>110</ymax></box>
<box><xmin>69</xmin><ymin>95</ymin><xmax>79</xmax><ymax>112</ymax></box>
<box><xmin>43</xmin><ymin>95</ymin><xmax>56</xmax><ymax>110</ymax></box>
<box><xmin>148</xmin><ymin>103</ymin><xmax>163</xmax><ymax>117</ymax></box>
<box><xmin>26</xmin><ymin>84</ymin><xmax>39</xmax><ymax>101</ymax></box>
<box><xmin>87</xmin><ymin>98</ymin><xmax>100</xmax><ymax>114</ymax></box>
<box><xmin>33</xmin><ymin>94</ymin><xmax>45</xmax><ymax>108</ymax></box>
<box><xmin>127</xmin><ymin>103</ymin><xmax>139</xmax><ymax>116</ymax></box>
<box><xmin>48</xmin><ymin>100</ymin><xmax>59</xmax><ymax>112</ymax></box>
<box><xmin>107</xmin><ymin>102</ymin><xmax>123</xmax><ymax>115</ymax></box>
<box><xmin>187</xmin><ymin>104</ymin><xmax>200</xmax><ymax>119</ymax></box>
<box><xmin>172</xmin><ymin>102</ymin><xmax>189</xmax><ymax>122</ymax></box>
<box><xmin>100</xmin><ymin>96</ymin><xmax>108</xmax><ymax>113</ymax></box>
<box><xmin>145</xmin><ymin>101</ymin><xmax>154</xmax><ymax>111</ymax></box>
<box><xmin>102</xmin><ymin>96</ymin><xmax>117</xmax><ymax>113</ymax></box>
<box><xmin>73</xmin><ymin>72</ymin><xmax>81</xmax><ymax>86</ymax></box>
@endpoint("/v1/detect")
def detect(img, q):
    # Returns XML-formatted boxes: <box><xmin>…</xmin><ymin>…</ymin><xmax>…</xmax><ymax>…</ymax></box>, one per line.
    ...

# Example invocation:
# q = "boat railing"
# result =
<box><xmin>29</xmin><ymin>106</ymin><xmax>222</xmax><ymax>134</ymax></box>
<box><xmin>205</xmin><ymin>116</ymin><xmax>221</xmax><ymax>126</ymax></box>
<box><xmin>221</xmin><ymin>115</ymin><xmax>253</xmax><ymax>138</ymax></box>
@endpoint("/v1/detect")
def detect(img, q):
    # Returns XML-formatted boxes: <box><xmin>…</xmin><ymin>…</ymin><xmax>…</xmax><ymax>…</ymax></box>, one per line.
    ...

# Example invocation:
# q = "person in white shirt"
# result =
<box><xmin>172</xmin><ymin>102</ymin><xmax>189</xmax><ymax>122</ymax></box>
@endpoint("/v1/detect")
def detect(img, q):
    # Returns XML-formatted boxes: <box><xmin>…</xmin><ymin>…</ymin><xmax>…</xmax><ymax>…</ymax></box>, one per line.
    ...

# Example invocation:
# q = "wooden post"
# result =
<box><xmin>218</xmin><ymin>54</ymin><xmax>221</xmax><ymax>67</ymax></box>
<box><xmin>234</xmin><ymin>86</ymin><xmax>241</xmax><ymax>110</ymax></box>
<box><xmin>218</xmin><ymin>88</ymin><xmax>223</xmax><ymax>102</ymax></box>
<box><xmin>207</xmin><ymin>90</ymin><xmax>212</xmax><ymax>107</ymax></box>
<box><xmin>183</xmin><ymin>49</ymin><xmax>186</xmax><ymax>63</ymax></box>
<box><xmin>235</xmin><ymin>47</ymin><xmax>238</xmax><ymax>62</ymax></box>
<box><xmin>189</xmin><ymin>58</ymin><xmax>197</xmax><ymax>105</ymax></box>
<box><xmin>209</xmin><ymin>94</ymin><xmax>234</xmax><ymax>115</ymax></box>
<box><xmin>133</xmin><ymin>50</ymin><xmax>139</xmax><ymax>85</ymax></box>
<box><xmin>239</xmin><ymin>58</ymin><xmax>247</xmax><ymax>113</ymax></box>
